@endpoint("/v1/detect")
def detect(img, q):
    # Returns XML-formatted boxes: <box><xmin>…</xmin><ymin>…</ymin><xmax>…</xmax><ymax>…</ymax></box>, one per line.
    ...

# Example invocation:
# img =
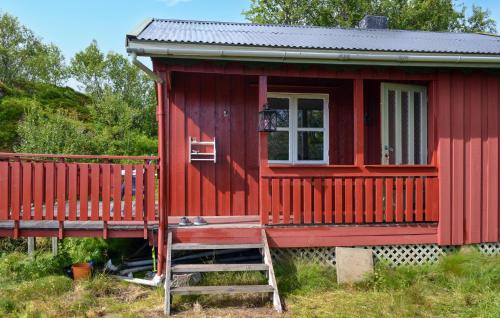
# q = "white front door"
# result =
<box><xmin>381</xmin><ymin>83</ymin><xmax>427</xmax><ymax>165</ymax></box>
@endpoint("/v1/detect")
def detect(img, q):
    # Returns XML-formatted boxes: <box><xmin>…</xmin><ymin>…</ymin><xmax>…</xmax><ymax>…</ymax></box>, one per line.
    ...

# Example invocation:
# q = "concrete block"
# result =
<box><xmin>335</xmin><ymin>247</ymin><xmax>374</xmax><ymax>284</ymax></box>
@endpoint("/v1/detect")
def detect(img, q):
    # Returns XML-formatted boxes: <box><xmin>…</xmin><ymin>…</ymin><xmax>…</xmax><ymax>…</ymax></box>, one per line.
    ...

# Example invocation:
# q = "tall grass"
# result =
<box><xmin>0</xmin><ymin>248</ymin><xmax>498</xmax><ymax>317</ymax></box>
<box><xmin>285</xmin><ymin>250</ymin><xmax>500</xmax><ymax>318</ymax></box>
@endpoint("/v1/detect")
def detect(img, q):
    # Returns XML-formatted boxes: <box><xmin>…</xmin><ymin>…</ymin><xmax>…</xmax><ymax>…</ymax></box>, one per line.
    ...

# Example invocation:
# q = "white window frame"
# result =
<box><xmin>268</xmin><ymin>92</ymin><xmax>329</xmax><ymax>165</ymax></box>
<box><xmin>380</xmin><ymin>83</ymin><xmax>427</xmax><ymax>165</ymax></box>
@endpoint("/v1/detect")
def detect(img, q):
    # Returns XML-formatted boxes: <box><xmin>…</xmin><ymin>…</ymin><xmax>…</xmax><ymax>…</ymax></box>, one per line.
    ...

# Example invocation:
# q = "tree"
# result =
<box><xmin>69</xmin><ymin>40</ymin><xmax>106</xmax><ymax>97</ymax></box>
<box><xmin>15</xmin><ymin>92</ymin><xmax>157</xmax><ymax>156</ymax></box>
<box><xmin>15</xmin><ymin>105</ymin><xmax>93</xmax><ymax>155</ymax></box>
<box><xmin>70</xmin><ymin>41</ymin><xmax>157</xmax><ymax>137</ymax></box>
<box><xmin>0</xmin><ymin>13</ymin><xmax>67</xmax><ymax>85</ymax></box>
<box><xmin>462</xmin><ymin>5</ymin><xmax>497</xmax><ymax>33</ymax></box>
<box><xmin>88</xmin><ymin>92</ymin><xmax>156</xmax><ymax>156</ymax></box>
<box><xmin>243</xmin><ymin>0</ymin><xmax>497</xmax><ymax>33</ymax></box>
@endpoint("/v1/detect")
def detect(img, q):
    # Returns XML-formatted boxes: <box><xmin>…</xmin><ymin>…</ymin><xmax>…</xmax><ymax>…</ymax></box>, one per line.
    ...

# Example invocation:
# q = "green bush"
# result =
<box><xmin>0</xmin><ymin>252</ymin><xmax>70</xmax><ymax>283</ymax></box>
<box><xmin>60</xmin><ymin>238</ymin><xmax>109</xmax><ymax>264</ymax></box>
<box><xmin>0</xmin><ymin>238</ymin><xmax>27</xmax><ymax>253</ymax></box>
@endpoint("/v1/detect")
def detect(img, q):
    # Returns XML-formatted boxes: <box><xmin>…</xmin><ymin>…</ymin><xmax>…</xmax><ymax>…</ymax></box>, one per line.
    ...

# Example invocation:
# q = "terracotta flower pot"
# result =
<box><xmin>72</xmin><ymin>263</ymin><xmax>92</xmax><ymax>280</ymax></box>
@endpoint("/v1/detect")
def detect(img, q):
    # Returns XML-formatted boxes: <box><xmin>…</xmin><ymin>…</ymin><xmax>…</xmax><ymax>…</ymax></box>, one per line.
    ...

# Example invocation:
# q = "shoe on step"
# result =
<box><xmin>193</xmin><ymin>216</ymin><xmax>207</xmax><ymax>226</ymax></box>
<box><xmin>178</xmin><ymin>216</ymin><xmax>191</xmax><ymax>226</ymax></box>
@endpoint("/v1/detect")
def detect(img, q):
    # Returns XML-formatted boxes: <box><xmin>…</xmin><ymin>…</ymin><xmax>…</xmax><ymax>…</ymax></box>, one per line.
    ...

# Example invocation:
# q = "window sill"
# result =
<box><xmin>364</xmin><ymin>164</ymin><xmax>437</xmax><ymax>169</ymax></box>
<box><xmin>267</xmin><ymin>164</ymin><xmax>356</xmax><ymax>168</ymax></box>
<box><xmin>266</xmin><ymin>164</ymin><xmax>437</xmax><ymax>169</ymax></box>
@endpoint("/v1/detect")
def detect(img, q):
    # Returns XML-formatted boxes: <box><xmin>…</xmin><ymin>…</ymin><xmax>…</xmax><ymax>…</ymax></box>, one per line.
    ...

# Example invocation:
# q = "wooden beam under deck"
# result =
<box><xmin>171</xmin><ymin>222</ymin><xmax>438</xmax><ymax>248</ymax></box>
<box><xmin>0</xmin><ymin>218</ymin><xmax>437</xmax><ymax>247</ymax></box>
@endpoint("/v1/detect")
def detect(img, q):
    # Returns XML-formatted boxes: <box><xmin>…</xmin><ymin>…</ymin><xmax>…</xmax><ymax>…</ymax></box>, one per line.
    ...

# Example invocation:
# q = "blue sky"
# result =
<box><xmin>1</xmin><ymin>0</ymin><xmax>499</xmax><ymax>62</ymax></box>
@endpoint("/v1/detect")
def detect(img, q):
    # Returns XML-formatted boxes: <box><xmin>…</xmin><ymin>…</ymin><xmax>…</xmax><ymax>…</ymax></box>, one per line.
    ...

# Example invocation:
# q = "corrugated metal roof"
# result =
<box><xmin>131</xmin><ymin>19</ymin><xmax>500</xmax><ymax>55</ymax></box>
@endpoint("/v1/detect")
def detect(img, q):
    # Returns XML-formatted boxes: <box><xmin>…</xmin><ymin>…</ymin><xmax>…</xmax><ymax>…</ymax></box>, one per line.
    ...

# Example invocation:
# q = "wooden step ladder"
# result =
<box><xmin>163</xmin><ymin>229</ymin><xmax>282</xmax><ymax>315</ymax></box>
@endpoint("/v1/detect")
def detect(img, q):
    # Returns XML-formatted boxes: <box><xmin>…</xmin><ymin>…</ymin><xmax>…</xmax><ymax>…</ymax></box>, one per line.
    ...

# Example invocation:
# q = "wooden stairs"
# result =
<box><xmin>163</xmin><ymin>229</ymin><xmax>282</xmax><ymax>315</ymax></box>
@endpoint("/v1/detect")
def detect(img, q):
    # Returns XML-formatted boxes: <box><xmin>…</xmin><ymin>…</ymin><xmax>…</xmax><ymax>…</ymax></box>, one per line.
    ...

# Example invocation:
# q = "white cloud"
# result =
<box><xmin>158</xmin><ymin>0</ymin><xmax>192</xmax><ymax>7</ymax></box>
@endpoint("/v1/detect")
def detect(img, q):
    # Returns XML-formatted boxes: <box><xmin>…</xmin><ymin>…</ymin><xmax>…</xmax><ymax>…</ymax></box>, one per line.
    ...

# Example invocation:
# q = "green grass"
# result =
<box><xmin>0</xmin><ymin>249</ymin><xmax>498</xmax><ymax>317</ymax></box>
<box><xmin>284</xmin><ymin>250</ymin><xmax>500</xmax><ymax>318</ymax></box>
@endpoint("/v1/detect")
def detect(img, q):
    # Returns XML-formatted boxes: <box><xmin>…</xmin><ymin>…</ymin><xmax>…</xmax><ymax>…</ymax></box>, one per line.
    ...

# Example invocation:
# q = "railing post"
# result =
<box><xmin>156</xmin><ymin>71</ymin><xmax>169</xmax><ymax>277</ymax></box>
<box><xmin>27</xmin><ymin>237</ymin><xmax>35</xmax><ymax>256</ymax></box>
<box><xmin>258</xmin><ymin>75</ymin><xmax>268</xmax><ymax>225</ymax></box>
<box><xmin>51</xmin><ymin>237</ymin><xmax>58</xmax><ymax>256</ymax></box>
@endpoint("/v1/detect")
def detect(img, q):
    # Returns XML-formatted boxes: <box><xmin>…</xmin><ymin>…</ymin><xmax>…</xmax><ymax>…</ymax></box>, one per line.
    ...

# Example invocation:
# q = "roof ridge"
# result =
<box><xmin>149</xmin><ymin>18</ymin><xmax>498</xmax><ymax>37</ymax></box>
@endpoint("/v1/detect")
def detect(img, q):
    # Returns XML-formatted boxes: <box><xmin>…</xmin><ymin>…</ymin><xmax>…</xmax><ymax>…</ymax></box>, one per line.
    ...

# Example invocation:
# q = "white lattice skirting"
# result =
<box><xmin>271</xmin><ymin>243</ymin><xmax>500</xmax><ymax>266</ymax></box>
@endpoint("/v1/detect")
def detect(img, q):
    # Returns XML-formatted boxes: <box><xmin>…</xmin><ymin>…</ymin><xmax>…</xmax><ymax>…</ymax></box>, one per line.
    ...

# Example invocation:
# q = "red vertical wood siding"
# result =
<box><xmin>168</xmin><ymin>72</ymin><xmax>259</xmax><ymax>216</ymax></box>
<box><xmin>331</xmin><ymin>82</ymin><xmax>354</xmax><ymax>164</ymax></box>
<box><xmin>438</xmin><ymin>71</ymin><xmax>500</xmax><ymax>244</ymax></box>
<box><xmin>162</xmin><ymin>64</ymin><xmax>499</xmax><ymax>245</ymax></box>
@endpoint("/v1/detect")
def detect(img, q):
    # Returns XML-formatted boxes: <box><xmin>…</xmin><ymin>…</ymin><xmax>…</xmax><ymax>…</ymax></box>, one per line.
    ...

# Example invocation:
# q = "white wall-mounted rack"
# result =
<box><xmin>189</xmin><ymin>137</ymin><xmax>216</xmax><ymax>163</ymax></box>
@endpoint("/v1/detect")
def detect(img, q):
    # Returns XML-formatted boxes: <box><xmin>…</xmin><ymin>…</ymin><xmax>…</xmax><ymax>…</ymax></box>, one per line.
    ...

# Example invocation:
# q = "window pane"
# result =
<box><xmin>388</xmin><ymin>90</ymin><xmax>396</xmax><ymax>164</ymax></box>
<box><xmin>267</xmin><ymin>97</ymin><xmax>289</xmax><ymax>128</ymax></box>
<box><xmin>414</xmin><ymin>92</ymin><xmax>422</xmax><ymax>164</ymax></box>
<box><xmin>401</xmin><ymin>91</ymin><xmax>408</xmax><ymax>164</ymax></box>
<box><xmin>268</xmin><ymin>131</ymin><xmax>289</xmax><ymax>161</ymax></box>
<box><xmin>297</xmin><ymin>131</ymin><xmax>324</xmax><ymax>161</ymax></box>
<box><xmin>297</xmin><ymin>98</ymin><xmax>323</xmax><ymax>128</ymax></box>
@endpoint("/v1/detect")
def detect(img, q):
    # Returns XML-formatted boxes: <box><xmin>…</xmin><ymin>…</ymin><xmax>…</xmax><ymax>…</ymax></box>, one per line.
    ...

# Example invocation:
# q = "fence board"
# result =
<box><xmin>0</xmin><ymin>162</ymin><xmax>8</xmax><ymax>220</ymax></box>
<box><xmin>79</xmin><ymin>164</ymin><xmax>89</xmax><ymax>221</ymax></box>
<box><xmin>355</xmin><ymin>178</ymin><xmax>363</xmax><ymax>223</ymax></box>
<box><xmin>91</xmin><ymin>164</ymin><xmax>100</xmax><ymax>221</ymax></box>
<box><xmin>260</xmin><ymin>178</ymin><xmax>270</xmax><ymax>225</ymax></box>
<box><xmin>68</xmin><ymin>164</ymin><xmax>78</xmax><ymax>221</ymax></box>
<box><xmin>271</xmin><ymin>178</ymin><xmax>280</xmax><ymax>224</ymax></box>
<box><xmin>303</xmin><ymin>178</ymin><xmax>312</xmax><ymax>224</ymax></box>
<box><xmin>146</xmin><ymin>164</ymin><xmax>156</xmax><ymax>221</ymax></box>
<box><xmin>324</xmin><ymin>178</ymin><xmax>333</xmax><ymax>223</ymax></box>
<box><xmin>124</xmin><ymin>165</ymin><xmax>133</xmax><ymax>220</ymax></box>
<box><xmin>314</xmin><ymin>178</ymin><xmax>322</xmax><ymax>224</ymax></box>
<box><xmin>56</xmin><ymin>163</ymin><xmax>66</xmax><ymax>221</ymax></box>
<box><xmin>425</xmin><ymin>178</ymin><xmax>432</xmax><ymax>222</ymax></box>
<box><xmin>292</xmin><ymin>178</ymin><xmax>301</xmax><ymax>224</ymax></box>
<box><xmin>365</xmin><ymin>178</ymin><xmax>373</xmax><ymax>223</ymax></box>
<box><xmin>101</xmin><ymin>164</ymin><xmax>111</xmax><ymax>221</ymax></box>
<box><xmin>375</xmin><ymin>178</ymin><xmax>383</xmax><ymax>222</ymax></box>
<box><xmin>344</xmin><ymin>178</ymin><xmax>353</xmax><ymax>223</ymax></box>
<box><xmin>134</xmin><ymin>164</ymin><xmax>144</xmax><ymax>221</ymax></box>
<box><xmin>11</xmin><ymin>162</ymin><xmax>21</xmax><ymax>221</ymax></box>
<box><xmin>385</xmin><ymin>178</ymin><xmax>394</xmax><ymax>222</ymax></box>
<box><xmin>396</xmin><ymin>178</ymin><xmax>404</xmax><ymax>222</ymax></box>
<box><xmin>33</xmin><ymin>163</ymin><xmax>44</xmax><ymax>220</ymax></box>
<box><xmin>44</xmin><ymin>162</ymin><xmax>55</xmax><ymax>220</ymax></box>
<box><xmin>22</xmin><ymin>162</ymin><xmax>32</xmax><ymax>220</ymax></box>
<box><xmin>427</xmin><ymin>178</ymin><xmax>439</xmax><ymax>221</ymax></box>
<box><xmin>415</xmin><ymin>178</ymin><xmax>424</xmax><ymax>221</ymax></box>
<box><xmin>113</xmin><ymin>164</ymin><xmax>122</xmax><ymax>221</ymax></box>
<box><xmin>282</xmin><ymin>178</ymin><xmax>291</xmax><ymax>224</ymax></box>
<box><xmin>405</xmin><ymin>178</ymin><xmax>414</xmax><ymax>222</ymax></box>
<box><xmin>334</xmin><ymin>178</ymin><xmax>343</xmax><ymax>224</ymax></box>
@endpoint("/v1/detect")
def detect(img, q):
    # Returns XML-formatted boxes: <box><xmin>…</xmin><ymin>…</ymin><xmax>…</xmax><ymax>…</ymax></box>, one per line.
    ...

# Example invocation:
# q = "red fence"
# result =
<box><xmin>0</xmin><ymin>153</ymin><xmax>158</xmax><ymax>225</ymax></box>
<box><xmin>261</xmin><ymin>176</ymin><xmax>439</xmax><ymax>225</ymax></box>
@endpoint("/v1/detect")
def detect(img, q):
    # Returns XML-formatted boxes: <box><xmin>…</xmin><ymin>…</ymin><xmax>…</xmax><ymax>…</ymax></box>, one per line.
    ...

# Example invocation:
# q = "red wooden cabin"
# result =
<box><xmin>1</xmin><ymin>16</ymin><xmax>500</xmax><ymax>283</ymax></box>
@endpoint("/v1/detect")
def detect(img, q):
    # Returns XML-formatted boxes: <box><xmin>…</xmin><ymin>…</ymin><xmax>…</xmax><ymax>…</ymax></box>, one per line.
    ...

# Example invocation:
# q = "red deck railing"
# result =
<box><xmin>260</xmin><ymin>175</ymin><xmax>439</xmax><ymax>225</ymax></box>
<box><xmin>0</xmin><ymin>153</ymin><xmax>159</xmax><ymax>228</ymax></box>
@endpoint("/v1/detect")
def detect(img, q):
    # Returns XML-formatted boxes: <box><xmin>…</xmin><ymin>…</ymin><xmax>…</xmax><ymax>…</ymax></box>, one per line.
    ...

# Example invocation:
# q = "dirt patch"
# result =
<box><xmin>172</xmin><ymin>303</ymin><xmax>282</xmax><ymax>318</ymax></box>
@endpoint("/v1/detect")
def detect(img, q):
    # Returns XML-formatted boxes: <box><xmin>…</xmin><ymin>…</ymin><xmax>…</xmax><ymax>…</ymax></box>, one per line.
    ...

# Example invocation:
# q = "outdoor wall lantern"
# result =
<box><xmin>258</xmin><ymin>103</ymin><xmax>278</xmax><ymax>132</ymax></box>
